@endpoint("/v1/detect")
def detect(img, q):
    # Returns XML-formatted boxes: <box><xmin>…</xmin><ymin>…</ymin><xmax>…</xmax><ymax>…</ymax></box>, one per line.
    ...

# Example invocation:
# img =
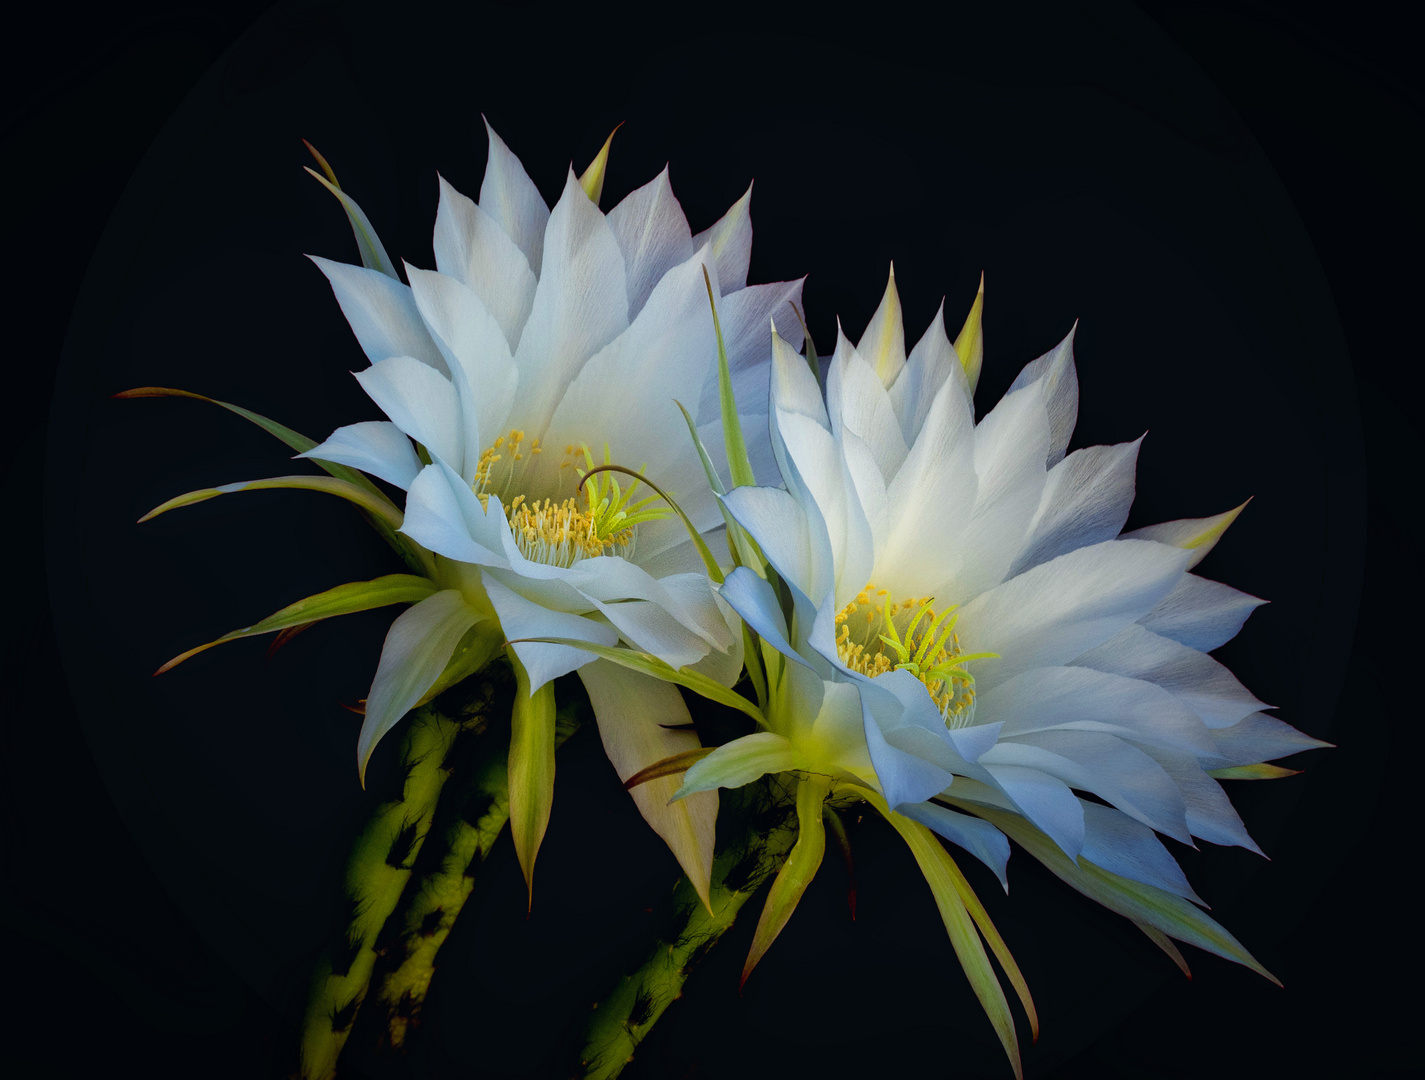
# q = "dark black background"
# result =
<box><xmin>11</xmin><ymin>2</ymin><xmax>1417</xmax><ymax>1077</ymax></box>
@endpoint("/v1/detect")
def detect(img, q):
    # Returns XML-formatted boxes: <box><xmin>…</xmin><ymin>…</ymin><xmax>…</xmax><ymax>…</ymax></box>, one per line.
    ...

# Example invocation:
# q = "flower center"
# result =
<box><xmin>835</xmin><ymin>585</ymin><xmax>996</xmax><ymax>729</ymax></box>
<box><xmin>473</xmin><ymin>435</ymin><xmax>670</xmax><ymax>568</ymax></box>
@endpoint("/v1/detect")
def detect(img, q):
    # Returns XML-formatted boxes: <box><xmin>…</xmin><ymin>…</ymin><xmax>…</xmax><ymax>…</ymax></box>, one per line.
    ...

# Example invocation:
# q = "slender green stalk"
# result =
<box><xmin>576</xmin><ymin>778</ymin><xmax>801</xmax><ymax>1080</ymax></box>
<box><xmin>297</xmin><ymin>700</ymin><xmax>481</xmax><ymax>1080</ymax></box>
<box><xmin>372</xmin><ymin>695</ymin><xmax>583</xmax><ymax>1049</ymax></box>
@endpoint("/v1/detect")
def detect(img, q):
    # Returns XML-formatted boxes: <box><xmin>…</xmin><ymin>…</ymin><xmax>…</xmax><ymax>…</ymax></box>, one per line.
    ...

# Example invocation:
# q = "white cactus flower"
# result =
<box><xmin>298</xmin><ymin>122</ymin><xmax>807</xmax><ymax>902</ymax></box>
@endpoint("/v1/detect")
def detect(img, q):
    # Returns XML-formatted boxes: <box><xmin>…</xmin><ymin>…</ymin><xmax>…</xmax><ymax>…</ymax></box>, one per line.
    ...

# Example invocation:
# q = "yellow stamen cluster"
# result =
<box><xmin>503</xmin><ymin>493</ymin><xmax>632</xmax><ymax>568</ymax></box>
<box><xmin>835</xmin><ymin>584</ymin><xmax>995</xmax><ymax>728</ymax></box>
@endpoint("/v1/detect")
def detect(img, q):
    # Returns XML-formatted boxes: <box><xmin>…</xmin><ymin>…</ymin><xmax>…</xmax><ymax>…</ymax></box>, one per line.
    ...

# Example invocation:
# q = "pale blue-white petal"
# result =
<box><xmin>897</xmin><ymin>800</ymin><xmax>1011</xmax><ymax>889</ymax></box>
<box><xmin>1138</xmin><ymin>574</ymin><xmax>1266</xmax><ymax>652</ymax></box>
<box><xmin>855</xmin><ymin>265</ymin><xmax>907</xmax><ymax>387</ymax></box>
<box><xmin>353</xmin><ymin>356</ymin><xmax>463</xmax><ymax>471</ymax></box>
<box><xmin>511</xmin><ymin>169</ymin><xmax>629</xmax><ymax>437</ymax></box>
<box><xmin>1078</xmin><ymin>801</ymin><xmax>1203</xmax><ymax>904</ymax></box>
<box><xmin>858</xmin><ymin>675</ymin><xmax>958</xmax><ymax>807</ymax></box>
<box><xmin>1006</xmin><ymin>437</ymin><xmax>1142</xmax><ymax>578</ymax></box>
<box><xmin>718</xmin><ymin>565</ymin><xmax>813</xmax><ymax>671</ymax></box>
<box><xmin>1005</xmin><ymin>324</ymin><xmax>1079</xmax><ymax>467</ymax></box>
<box><xmin>980</xmin><ymin>762</ymin><xmax>1085</xmax><ymax>859</ymax></box>
<box><xmin>400</xmin><ymin>461</ymin><xmax>508</xmax><ymax>567</ymax></box>
<box><xmin>720</xmin><ymin>484</ymin><xmax>827</xmax><ymax>609</ymax></box>
<box><xmin>1072</xmin><ymin>623</ymin><xmax>1268</xmax><ymax>728</ymax></box>
<box><xmin>309</xmin><ymin>256</ymin><xmax>447</xmax><ymax>375</ymax></box>
<box><xmin>358</xmin><ymin>590</ymin><xmax>482</xmax><ymax>780</ymax></box>
<box><xmin>887</xmin><ymin>299</ymin><xmax>968</xmax><ymax>445</ymax></box>
<box><xmin>478</xmin><ymin>119</ymin><xmax>550</xmax><ymax>275</ymax></box>
<box><xmin>827</xmin><ymin>343</ymin><xmax>910</xmax><ymax>482</ymax></box>
<box><xmin>482</xmin><ymin>574</ymin><xmax>615</xmax><ymax>691</ymax></box>
<box><xmin>432</xmin><ymin>174</ymin><xmax>538</xmax><ymax>350</ymax></box>
<box><xmin>300</xmin><ymin>421</ymin><xmax>422</xmax><ymax>490</ymax></box>
<box><xmin>1133</xmin><ymin>744</ymin><xmax>1260</xmax><ymax>853</ymax></box>
<box><xmin>690</xmin><ymin>182</ymin><xmax>752</xmax><ymax>291</ymax></box>
<box><xmin>1207</xmin><ymin>711</ymin><xmax>1330</xmax><ymax>766</ymax></box>
<box><xmin>606</xmin><ymin>165</ymin><xmax>695</xmax><ymax>319</ymax></box>
<box><xmin>957</xmin><ymin>538</ymin><xmax>1192</xmax><ymax>694</ymax></box>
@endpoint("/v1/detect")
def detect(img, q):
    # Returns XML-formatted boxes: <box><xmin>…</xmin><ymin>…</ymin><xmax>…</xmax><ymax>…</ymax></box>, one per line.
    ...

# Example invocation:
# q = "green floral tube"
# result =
<box><xmin>576</xmin><ymin>778</ymin><xmax>801</xmax><ymax>1080</ymax></box>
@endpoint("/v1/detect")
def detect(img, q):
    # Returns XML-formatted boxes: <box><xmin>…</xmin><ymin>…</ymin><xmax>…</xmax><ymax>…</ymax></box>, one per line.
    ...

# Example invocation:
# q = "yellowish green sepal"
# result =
<box><xmin>507</xmin><ymin>652</ymin><xmax>557</xmax><ymax>910</ymax></box>
<box><xmin>955</xmin><ymin>272</ymin><xmax>985</xmax><ymax>393</ymax></box>
<box><xmin>578</xmin><ymin>123</ymin><xmax>622</xmax><ymax>204</ymax></box>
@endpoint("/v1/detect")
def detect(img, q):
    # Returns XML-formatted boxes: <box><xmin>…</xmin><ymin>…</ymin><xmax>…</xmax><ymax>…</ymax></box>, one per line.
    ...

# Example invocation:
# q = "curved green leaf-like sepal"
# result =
<box><xmin>955</xmin><ymin>272</ymin><xmax>985</xmax><ymax>393</ymax></box>
<box><xmin>741</xmin><ymin>775</ymin><xmax>830</xmax><ymax>987</ymax></box>
<box><xmin>578</xmin><ymin>123</ymin><xmax>622</xmax><ymax>205</ymax></box>
<box><xmin>156</xmin><ymin>574</ymin><xmax>438</xmax><ymax>674</ymax></box>
<box><xmin>869</xmin><ymin>793</ymin><xmax>1024</xmax><ymax>1080</ymax></box>
<box><xmin>1207</xmin><ymin>763</ymin><xmax>1301</xmax><ymax>781</ymax></box>
<box><xmin>703</xmin><ymin>266</ymin><xmax>756</xmax><ymax>489</ymax></box>
<box><xmin>303</xmin><ymin>145</ymin><xmax>399</xmax><ymax>279</ymax></box>
<box><xmin>959</xmin><ymin>801</ymin><xmax>1281</xmax><ymax>986</ymax></box>
<box><xmin>674</xmin><ymin>733</ymin><xmax>810</xmax><ymax>802</ymax></box>
<box><xmin>505</xmin><ymin>637</ymin><xmax>767</xmax><ymax>728</ymax></box>
<box><xmin>507</xmin><ymin>652</ymin><xmax>556</xmax><ymax>910</ymax></box>
<box><xmin>139</xmin><ymin>474</ymin><xmax>404</xmax><ymax>532</ymax></box>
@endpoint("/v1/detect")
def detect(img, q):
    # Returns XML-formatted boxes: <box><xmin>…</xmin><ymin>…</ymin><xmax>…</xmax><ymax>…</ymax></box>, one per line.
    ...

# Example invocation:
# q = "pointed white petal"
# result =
<box><xmin>720</xmin><ymin>484</ymin><xmax>830</xmax><ymax>616</ymax></box>
<box><xmin>1139</xmin><ymin>574</ymin><xmax>1266</xmax><ymax>652</ymax></box>
<box><xmin>1007</xmin><ymin>437</ymin><xmax>1142</xmax><ymax>578</ymax></box>
<box><xmin>300</xmin><ymin>421</ymin><xmax>422</xmax><ymax>490</ymax></box>
<box><xmin>768</xmin><ymin>320</ymin><xmax>827</xmax><ymax>427</ymax></box>
<box><xmin>1006</xmin><ymin>325</ymin><xmax>1079</xmax><ymax>466</ymax></box>
<box><xmin>1208</xmin><ymin>711</ymin><xmax>1331</xmax><ymax>766</ymax></box>
<box><xmin>511</xmin><ymin>169</ymin><xmax>629</xmax><ymax>437</ymax></box>
<box><xmin>309</xmin><ymin>256</ymin><xmax>447</xmax><ymax>376</ymax></box>
<box><xmin>1078</xmin><ymin>801</ymin><xmax>1203</xmax><ymax>904</ymax></box>
<box><xmin>432</xmin><ymin>175</ymin><xmax>538</xmax><ymax>350</ymax></box>
<box><xmin>354</xmin><ymin>356</ymin><xmax>463</xmax><ymax>471</ymax></box>
<box><xmin>579</xmin><ymin>660</ymin><xmax>716</xmax><ymax>906</ymax></box>
<box><xmin>401</xmin><ymin>461</ymin><xmax>509</xmax><ymax>566</ymax></box>
<box><xmin>482</xmin><ymin>575</ymin><xmax>614</xmax><ymax>691</ymax></box>
<box><xmin>606</xmin><ymin>165</ymin><xmax>695</xmax><ymax>318</ymax></box>
<box><xmin>888</xmin><ymin>299</ymin><xmax>969</xmax><ymax>445</ymax></box>
<box><xmin>855</xmin><ymin>265</ymin><xmax>907</xmax><ymax>387</ymax></box>
<box><xmin>690</xmin><ymin>182</ymin><xmax>752</xmax><ymax>291</ymax></box>
<box><xmin>1123</xmin><ymin>500</ymin><xmax>1250</xmax><ymax>570</ymax></box>
<box><xmin>1133</xmin><ymin>744</ymin><xmax>1261</xmax><ymax>852</ymax></box>
<box><xmin>478</xmin><ymin>119</ymin><xmax>550</xmax><ymax>275</ymax></box>
<box><xmin>980</xmin><ymin>762</ymin><xmax>1085</xmax><ymax>859</ymax></box>
<box><xmin>358</xmin><ymin>590</ymin><xmax>481</xmax><ymax>781</ymax></box>
<box><xmin>896</xmin><ymin>800</ymin><xmax>1011</xmax><ymax>888</ymax></box>
<box><xmin>1072</xmin><ymin>623</ymin><xmax>1268</xmax><ymax>728</ymax></box>
<box><xmin>957</xmin><ymin>538</ymin><xmax>1192</xmax><ymax>693</ymax></box>
<box><xmin>827</xmin><ymin>344</ymin><xmax>910</xmax><ymax>481</ymax></box>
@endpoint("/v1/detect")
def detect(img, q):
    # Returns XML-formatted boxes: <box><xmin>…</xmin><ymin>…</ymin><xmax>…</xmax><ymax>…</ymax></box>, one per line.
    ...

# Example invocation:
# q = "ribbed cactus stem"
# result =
<box><xmin>576</xmin><ymin>778</ymin><xmax>800</xmax><ymax>1080</ymax></box>
<box><xmin>373</xmin><ymin>697</ymin><xmax>582</xmax><ymax>1049</ymax></box>
<box><xmin>296</xmin><ymin>700</ymin><xmax>477</xmax><ymax>1080</ymax></box>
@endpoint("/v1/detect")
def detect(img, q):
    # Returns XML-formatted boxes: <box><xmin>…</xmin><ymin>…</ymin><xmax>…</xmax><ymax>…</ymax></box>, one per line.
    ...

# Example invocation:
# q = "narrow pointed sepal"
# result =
<box><xmin>302</xmin><ymin>154</ymin><xmax>399</xmax><ymax>280</ymax></box>
<box><xmin>1208</xmin><ymin>763</ymin><xmax>1303</xmax><ymax>780</ymax></box>
<box><xmin>741</xmin><ymin>775</ymin><xmax>830</xmax><ymax>989</ymax></box>
<box><xmin>578</xmin><ymin>123</ymin><xmax>622</xmax><ymax>205</ymax></box>
<box><xmin>507</xmin><ymin>652</ymin><xmax>557</xmax><ymax>909</ymax></box>
<box><xmin>955</xmin><ymin>272</ymin><xmax>985</xmax><ymax>393</ymax></box>
<box><xmin>705</xmin><ymin>265</ymin><xmax>757</xmax><ymax>488</ymax></box>
<box><xmin>139</xmin><ymin>475</ymin><xmax>403</xmax><ymax>531</ymax></box>
<box><xmin>1136</xmin><ymin>921</ymin><xmax>1193</xmax><ymax>979</ymax></box>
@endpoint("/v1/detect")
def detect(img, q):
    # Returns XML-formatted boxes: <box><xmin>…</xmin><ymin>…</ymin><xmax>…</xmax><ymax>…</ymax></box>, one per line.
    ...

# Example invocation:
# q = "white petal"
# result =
<box><xmin>605</xmin><ymin>165</ymin><xmax>695</xmax><ymax>318</ymax></box>
<box><xmin>511</xmin><ymin>169</ymin><xmax>629</xmax><ymax>437</ymax></box>
<box><xmin>1006</xmin><ymin>324</ymin><xmax>1079</xmax><ymax>466</ymax></box>
<box><xmin>1134</xmin><ymin>744</ymin><xmax>1260</xmax><ymax>852</ymax></box>
<box><xmin>690</xmin><ymin>182</ymin><xmax>752</xmax><ymax>291</ymax></box>
<box><xmin>354</xmin><ymin>356</ymin><xmax>463</xmax><ymax>472</ymax></box>
<box><xmin>977</xmin><ymin>666</ymin><xmax>1217</xmax><ymax>757</ymax></box>
<box><xmin>358</xmin><ymin>590</ymin><xmax>481</xmax><ymax>781</ymax></box>
<box><xmin>1078</xmin><ymin>801</ymin><xmax>1203</xmax><ymax>903</ymax></box>
<box><xmin>1072</xmin><ymin>623</ymin><xmax>1268</xmax><ymax>728</ymax></box>
<box><xmin>827</xmin><ymin>343</ymin><xmax>910</xmax><ymax>481</ymax></box>
<box><xmin>721</xmin><ymin>485</ymin><xmax>828</xmax><ymax>611</ymax></box>
<box><xmin>1123</xmin><ymin>501</ymin><xmax>1250</xmax><ymax>570</ymax></box>
<box><xmin>1139</xmin><ymin>574</ymin><xmax>1265</xmax><ymax>652</ymax></box>
<box><xmin>400</xmin><ymin>461</ymin><xmax>509</xmax><ymax>567</ymax></box>
<box><xmin>896</xmin><ymin>800</ymin><xmax>1011</xmax><ymax>888</ymax></box>
<box><xmin>300</xmin><ymin>421</ymin><xmax>422</xmax><ymax>490</ymax></box>
<box><xmin>858</xmin><ymin>674</ymin><xmax>958</xmax><ymax>807</ymax></box>
<box><xmin>1007</xmin><ymin>437</ymin><xmax>1142</xmax><ymax>578</ymax></box>
<box><xmin>478</xmin><ymin>119</ymin><xmax>550</xmax><ymax>275</ymax></box>
<box><xmin>406</xmin><ymin>265</ymin><xmax>522</xmax><ymax>480</ymax></box>
<box><xmin>854</xmin><ymin>265</ymin><xmax>906</xmax><ymax>387</ymax></box>
<box><xmin>957</xmin><ymin>538</ymin><xmax>1192</xmax><ymax>693</ymax></box>
<box><xmin>887</xmin><ymin>299</ymin><xmax>970</xmax><ymax>445</ymax></box>
<box><xmin>1208</xmin><ymin>711</ymin><xmax>1330</xmax><ymax>766</ymax></box>
<box><xmin>767</xmin><ymin>320</ymin><xmax>827</xmax><ymax>427</ymax></box>
<box><xmin>310</xmin><ymin>256</ymin><xmax>447</xmax><ymax>376</ymax></box>
<box><xmin>579</xmin><ymin>660</ymin><xmax>716</xmax><ymax>904</ymax></box>
<box><xmin>980</xmin><ymin>762</ymin><xmax>1085</xmax><ymax>859</ymax></box>
<box><xmin>986</xmin><ymin>731</ymin><xmax>1192</xmax><ymax>844</ymax></box>
<box><xmin>482</xmin><ymin>575</ymin><xmax>614</xmax><ymax>692</ymax></box>
<box><xmin>432</xmin><ymin>175</ymin><xmax>538</xmax><ymax>351</ymax></box>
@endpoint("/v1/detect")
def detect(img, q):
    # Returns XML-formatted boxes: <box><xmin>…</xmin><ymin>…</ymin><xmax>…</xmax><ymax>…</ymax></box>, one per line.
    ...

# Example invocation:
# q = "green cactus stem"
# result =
<box><xmin>576</xmin><ymin>777</ymin><xmax>801</xmax><ymax>1080</ymax></box>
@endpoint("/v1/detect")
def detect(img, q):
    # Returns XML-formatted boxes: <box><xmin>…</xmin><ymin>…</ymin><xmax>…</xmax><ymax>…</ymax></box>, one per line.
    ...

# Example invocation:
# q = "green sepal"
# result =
<box><xmin>702</xmin><ymin>266</ymin><xmax>756</xmax><ymax>488</ymax></box>
<box><xmin>578</xmin><ymin>123</ymin><xmax>621</xmax><ymax>204</ymax></box>
<box><xmin>139</xmin><ymin>474</ymin><xmax>403</xmax><ymax>532</ymax></box>
<box><xmin>302</xmin><ymin>144</ymin><xmax>399</xmax><ymax>279</ymax></box>
<box><xmin>955</xmin><ymin>272</ymin><xmax>985</xmax><ymax>393</ymax></box>
<box><xmin>507</xmin><ymin>652</ymin><xmax>556</xmax><ymax>909</ymax></box>
<box><xmin>741</xmin><ymin>774</ymin><xmax>830</xmax><ymax>987</ymax></box>
<box><xmin>156</xmin><ymin>574</ymin><xmax>438</xmax><ymax>674</ymax></box>
<box><xmin>673</xmin><ymin>399</ymin><xmax>766</xmax><ymax>577</ymax></box>
<box><xmin>784</xmin><ymin>298</ymin><xmax>821</xmax><ymax>389</ymax></box>
<box><xmin>1208</xmin><ymin>763</ymin><xmax>1301</xmax><ymax>780</ymax></box>
<box><xmin>506</xmin><ymin>637</ymin><xmax>766</xmax><ymax>728</ymax></box>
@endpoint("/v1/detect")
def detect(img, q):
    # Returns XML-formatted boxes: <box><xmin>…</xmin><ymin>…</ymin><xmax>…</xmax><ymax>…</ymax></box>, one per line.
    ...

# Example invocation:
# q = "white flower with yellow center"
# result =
<box><xmin>672</xmin><ymin>270</ymin><xmax>1325</xmax><ymax>1075</ymax></box>
<box><xmin>297</xmin><ymin>123</ymin><xmax>807</xmax><ymax>902</ymax></box>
